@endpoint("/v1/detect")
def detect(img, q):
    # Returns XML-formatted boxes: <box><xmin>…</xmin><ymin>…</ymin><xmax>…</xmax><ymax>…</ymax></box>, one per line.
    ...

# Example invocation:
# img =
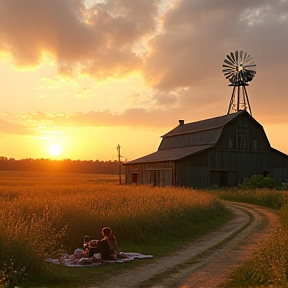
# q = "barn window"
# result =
<box><xmin>237</xmin><ymin>127</ymin><xmax>248</xmax><ymax>150</ymax></box>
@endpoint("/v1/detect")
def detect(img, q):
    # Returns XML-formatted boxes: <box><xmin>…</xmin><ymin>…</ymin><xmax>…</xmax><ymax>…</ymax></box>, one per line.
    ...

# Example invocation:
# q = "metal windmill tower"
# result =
<box><xmin>222</xmin><ymin>51</ymin><xmax>256</xmax><ymax>115</ymax></box>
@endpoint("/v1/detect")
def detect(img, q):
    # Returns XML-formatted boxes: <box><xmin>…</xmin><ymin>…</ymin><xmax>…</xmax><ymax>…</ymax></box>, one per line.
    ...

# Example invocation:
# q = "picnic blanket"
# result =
<box><xmin>46</xmin><ymin>252</ymin><xmax>153</xmax><ymax>268</ymax></box>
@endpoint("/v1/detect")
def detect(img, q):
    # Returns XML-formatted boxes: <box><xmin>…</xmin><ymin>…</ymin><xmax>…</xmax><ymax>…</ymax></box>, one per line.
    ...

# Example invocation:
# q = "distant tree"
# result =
<box><xmin>0</xmin><ymin>158</ymin><xmax>124</xmax><ymax>174</ymax></box>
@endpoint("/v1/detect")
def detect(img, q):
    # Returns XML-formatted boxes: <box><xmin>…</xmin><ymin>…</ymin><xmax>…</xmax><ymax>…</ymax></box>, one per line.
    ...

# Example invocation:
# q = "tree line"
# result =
<box><xmin>0</xmin><ymin>158</ymin><xmax>125</xmax><ymax>174</ymax></box>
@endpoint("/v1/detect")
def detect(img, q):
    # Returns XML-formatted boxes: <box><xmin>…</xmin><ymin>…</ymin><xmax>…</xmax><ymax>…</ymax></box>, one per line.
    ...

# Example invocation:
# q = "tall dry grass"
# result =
<box><xmin>0</xmin><ymin>173</ymin><xmax>224</xmax><ymax>282</ymax></box>
<box><xmin>227</xmin><ymin>199</ymin><xmax>288</xmax><ymax>288</ymax></box>
<box><xmin>211</xmin><ymin>188</ymin><xmax>284</xmax><ymax>209</ymax></box>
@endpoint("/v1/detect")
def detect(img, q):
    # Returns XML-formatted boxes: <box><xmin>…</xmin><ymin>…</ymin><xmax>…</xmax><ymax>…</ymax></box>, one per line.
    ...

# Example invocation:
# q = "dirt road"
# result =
<box><xmin>90</xmin><ymin>202</ymin><xmax>279</xmax><ymax>288</ymax></box>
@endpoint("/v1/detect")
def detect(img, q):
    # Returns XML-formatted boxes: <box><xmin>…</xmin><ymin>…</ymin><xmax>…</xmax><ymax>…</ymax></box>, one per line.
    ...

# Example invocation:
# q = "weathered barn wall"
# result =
<box><xmin>125</xmin><ymin>161</ymin><xmax>175</xmax><ymax>186</ymax></box>
<box><xmin>175</xmin><ymin>152</ymin><xmax>210</xmax><ymax>187</ymax></box>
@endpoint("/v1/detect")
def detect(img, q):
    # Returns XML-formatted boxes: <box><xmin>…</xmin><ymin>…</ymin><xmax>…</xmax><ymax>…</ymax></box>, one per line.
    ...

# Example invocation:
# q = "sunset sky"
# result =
<box><xmin>0</xmin><ymin>0</ymin><xmax>287</xmax><ymax>161</ymax></box>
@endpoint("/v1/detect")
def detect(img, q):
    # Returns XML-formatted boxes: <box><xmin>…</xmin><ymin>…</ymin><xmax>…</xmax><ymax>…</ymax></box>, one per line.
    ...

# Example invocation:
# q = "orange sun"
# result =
<box><xmin>49</xmin><ymin>144</ymin><xmax>62</xmax><ymax>157</ymax></box>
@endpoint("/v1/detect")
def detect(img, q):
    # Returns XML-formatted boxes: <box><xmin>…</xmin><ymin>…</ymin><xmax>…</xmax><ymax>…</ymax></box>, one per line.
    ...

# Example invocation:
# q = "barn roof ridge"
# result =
<box><xmin>162</xmin><ymin>110</ymin><xmax>244</xmax><ymax>138</ymax></box>
<box><xmin>162</xmin><ymin>125</ymin><xmax>225</xmax><ymax>138</ymax></box>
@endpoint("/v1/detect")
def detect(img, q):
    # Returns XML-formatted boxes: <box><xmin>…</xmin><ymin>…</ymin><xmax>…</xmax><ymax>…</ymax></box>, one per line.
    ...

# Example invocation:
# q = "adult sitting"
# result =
<box><xmin>88</xmin><ymin>227</ymin><xmax>118</xmax><ymax>260</ymax></box>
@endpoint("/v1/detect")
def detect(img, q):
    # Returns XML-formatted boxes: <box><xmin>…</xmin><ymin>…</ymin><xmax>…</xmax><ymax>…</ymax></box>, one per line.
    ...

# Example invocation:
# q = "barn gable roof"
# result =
<box><xmin>125</xmin><ymin>110</ymin><xmax>260</xmax><ymax>165</ymax></box>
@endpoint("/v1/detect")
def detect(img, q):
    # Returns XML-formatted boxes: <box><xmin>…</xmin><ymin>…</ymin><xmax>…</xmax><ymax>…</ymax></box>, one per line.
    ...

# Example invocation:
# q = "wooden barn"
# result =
<box><xmin>124</xmin><ymin>52</ymin><xmax>288</xmax><ymax>188</ymax></box>
<box><xmin>124</xmin><ymin>110</ymin><xmax>288</xmax><ymax>188</ymax></box>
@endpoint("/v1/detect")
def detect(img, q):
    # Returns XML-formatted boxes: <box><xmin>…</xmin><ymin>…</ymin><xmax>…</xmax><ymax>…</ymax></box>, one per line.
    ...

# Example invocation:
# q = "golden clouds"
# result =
<box><xmin>0</xmin><ymin>0</ymin><xmax>288</xmax><ymax>133</ymax></box>
<box><xmin>0</xmin><ymin>0</ymin><xmax>158</xmax><ymax>77</ymax></box>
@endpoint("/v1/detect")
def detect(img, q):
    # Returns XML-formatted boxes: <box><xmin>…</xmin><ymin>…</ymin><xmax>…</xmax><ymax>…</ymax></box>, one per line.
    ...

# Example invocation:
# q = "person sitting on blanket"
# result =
<box><xmin>88</xmin><ymin>227</ymin><xmax>118</xmax><ymax>260</ymax></box>
<box><xmin>83</xmin><ymin>235</ymin><xmax>90</xmax><ymax>252</ymax></box>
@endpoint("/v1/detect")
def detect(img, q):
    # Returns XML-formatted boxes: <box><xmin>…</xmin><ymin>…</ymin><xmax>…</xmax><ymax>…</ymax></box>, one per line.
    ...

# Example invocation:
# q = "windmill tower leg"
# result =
<box><xmin>243</xmin><ymin>86</ymin><xmax>252</xmax><ymax>115</ymax></box>
<box><xmin>227</xmin><ymin>86</ymin><xmax>236</xmax><ymax>114</ymax></box>
<box><xmin>237</xmin><ymin>86</ymin><xmax>240</xmax><ymax>111</ymax></box>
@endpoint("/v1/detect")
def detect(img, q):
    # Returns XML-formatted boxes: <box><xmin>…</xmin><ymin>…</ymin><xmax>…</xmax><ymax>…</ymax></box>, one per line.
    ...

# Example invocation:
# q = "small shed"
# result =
<box><xmin>124</xmin><ymin>111</ymin><xmax>288</xmax><ymax>188</ymax></box>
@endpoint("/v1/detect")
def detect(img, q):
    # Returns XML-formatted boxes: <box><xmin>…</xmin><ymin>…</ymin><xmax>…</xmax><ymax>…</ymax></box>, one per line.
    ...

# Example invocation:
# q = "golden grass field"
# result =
<box><xmin>0</xmin><ymin>171</ymin><xmax>224</xmax><ymax>283</ymax></box>
<box><xmin>2</xmin><ymin>171</ymin><xmax>288</xmax><ymax>287</ymax></box>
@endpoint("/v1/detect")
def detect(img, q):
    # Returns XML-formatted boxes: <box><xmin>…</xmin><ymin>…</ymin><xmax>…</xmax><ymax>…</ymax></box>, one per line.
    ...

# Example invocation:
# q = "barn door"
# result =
<box><xmin>148</xmin><ymin>170</ymin><xmax>172</xmax><ymax>187</ymax></box>
<box><xmin>132</xmin><ymin>172</ymin><xmax>139</xmax><ymax>184</ymax></box>
<box><xmin>219</xmin><ymin>171</ymin><xmax>228</xmax><ymax>186</ymax></box>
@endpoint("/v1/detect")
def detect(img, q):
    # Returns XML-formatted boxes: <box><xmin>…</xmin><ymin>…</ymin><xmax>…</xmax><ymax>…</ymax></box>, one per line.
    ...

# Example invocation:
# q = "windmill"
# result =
<box><xmin>222</xmin><ymin>51</ymin><xmax>256</xmax><ymax>115</ymax></box>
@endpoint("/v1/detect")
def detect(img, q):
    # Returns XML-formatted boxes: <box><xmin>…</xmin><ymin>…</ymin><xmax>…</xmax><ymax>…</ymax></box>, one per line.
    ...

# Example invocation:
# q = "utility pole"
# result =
<box><xmin>117</xmin><ymin>144</ymin><xmax>122</xmax><ymax>185</ymax></box>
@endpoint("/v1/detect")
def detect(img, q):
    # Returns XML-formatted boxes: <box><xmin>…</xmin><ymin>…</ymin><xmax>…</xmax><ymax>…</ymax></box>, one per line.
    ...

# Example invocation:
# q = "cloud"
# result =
<box><xmin>0</xmin><ymin>109</ymin><xmax>180</xmax><ymax>136</ymax></box>
<box><xmin>140</xmin><ymin>0</ymin><xmax>288</xmax><ymax>125</ymax></box>
<box><xmin>0</xmin><ymin>118</ymin><xmax>31</xmax><ymax>135</ymax></box>
<box><xmin>1</xmin><ymin>0</ymin><xmax>287</xmax><ymax>88</ymax></box>
<box><xmin>0</xmin><ymin>0</ymin><xmax>158</xmax><ymax>77</ymax></box>
<box><xmin>144</xmin><ymin>0</ymin><xmax>288</xmax><ymax>91</ymax></box>
<box><xmin>1</xmin><ymin>0</ymin><xmax>287</xmax><ymax>126</ymax></box>
<box><xmin>153</xmin><ymin>91</ymin><xmax>178</xmax><ymax>107</ymax></box>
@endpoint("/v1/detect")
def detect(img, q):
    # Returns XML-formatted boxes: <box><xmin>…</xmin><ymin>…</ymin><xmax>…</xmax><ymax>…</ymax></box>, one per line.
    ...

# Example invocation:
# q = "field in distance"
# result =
<box><xmin>0</xmin><ymin>170</ymin><xmax>122</xmax><ymax>181</ymax></box>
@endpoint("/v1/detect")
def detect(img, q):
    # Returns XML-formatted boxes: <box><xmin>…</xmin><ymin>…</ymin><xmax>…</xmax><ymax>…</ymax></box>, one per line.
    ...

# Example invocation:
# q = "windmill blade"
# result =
<box><xmin>226</xmin><ymin>54</ymin><xmax>236</xmax><ymax>64</ymax></box>
<box><xmin>243</xmin><ymin>68</ymin><xmax>256</xmax><ymax>74</ymax></box>
<box><xmin>224</xmin><ymin>72</ymin><xmax>234</xmax><ymax>79</ymax></box>
<box><xmin>239</xmin><ymin>51</ymin><xmax>244</xmax><ymax>63</ymax></box>
<box><xmin>223</xmin><ymin>62</ymin><xmax>234</xmax><ymax>68</ymax></box>
<box><xmin>225</xmin><ymin>72</ymin><xmax>234</xmax><ymax>79</ymax></box>
<box><xmin>244</xmin><ymin>68</ymin><xmax>255</xmax><ymax>74</ymax></box>
<box><xmin>244</xmin><ymin>60</ymin><xmax>256</xmax><ymax>65</ymax></box>
<box><xmin>230</xmin><ymin>52</ymin><xmax>236</xmax><ymax>63</ymax></box>
<box><xmin>245</xmin><ymin>55</ymin><xmax>253</xmax><ymax>63</ymax></box>
<box><xmin>235</xmin><ymin>51</ymin><xmax>239</xmax><ymax>64</ymax></box>
<box><xmin>224</xmin><ymin>71</ymin><xmax>234</xmax><ymax>77</ymax></box>
<box><xmin>224</xmin><ymin>59</ymin><xmax>235</xmax><ymax>67</ymax></box>
<box><xmin>223</xmin><ymin>71</ymin><xmax>234</xmax><ymax>76</ymax></box>
<box><xmin>222</xmin><ymin>68</ymin><xmax>234</xmax><ymax>73</ymax></box>
<box><xmin>222</xmin><ymin>65</ymin><xmax>234</xmax><ymax>71</ymax></box>
<box><xmin>243</xmin><ymin>52</ymin><xmax>247</xmax><ymax>62</ymax></box>
<box><xmin>229</xmin><ymin>76</ymin><xmax>237</xmax><ymax>83</ymax></box>
<box><xmin>243</xmin><ymin>64</ymin><xmax>256</xmax><ymax>69</ymax></box>
<box><xmin>244</xmin><ymin>66</ymin><xmax>256</xmax><ymax>70</ymax></box>
<box><xmin>222</xmin><ymin>65</ymin><xmax>235</xmax><ymax>71</ymax></box>
<box><xmin>226</xmin><ymin>55</ymin><xmax>236</xmax><ymax>65</ymax></box>
<box><xmin>244</xmin><ymin>65</ymin><xmax>256</xmax><ymax>69</ymax></box>
<box><xmin>223</xmin><ymin>62</ymin><xmax>234</xmax><ymax>69</ymax></box>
